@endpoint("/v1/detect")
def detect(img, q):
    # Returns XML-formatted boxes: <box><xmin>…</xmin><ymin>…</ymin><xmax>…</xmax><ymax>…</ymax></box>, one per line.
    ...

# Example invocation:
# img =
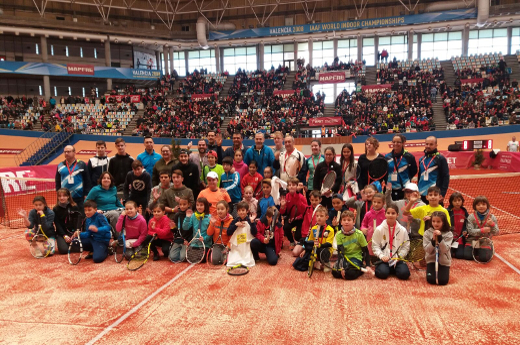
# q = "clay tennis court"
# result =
<box><xmin>1</xmin><ymin>134</ymin><xmax>520</xmax><ymax>344</ymax></box>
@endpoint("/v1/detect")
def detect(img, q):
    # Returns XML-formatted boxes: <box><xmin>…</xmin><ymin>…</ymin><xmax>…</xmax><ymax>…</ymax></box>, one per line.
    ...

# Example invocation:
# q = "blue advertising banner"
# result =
<box><xmin>0</xmin><ymin>61</ymin><xmax>161</xmax><ymax>80</ymax></box>
<box><xmin>209</xmin><ymin>9</ymin><xmax>477</xmax><ymax>40</ymax></box>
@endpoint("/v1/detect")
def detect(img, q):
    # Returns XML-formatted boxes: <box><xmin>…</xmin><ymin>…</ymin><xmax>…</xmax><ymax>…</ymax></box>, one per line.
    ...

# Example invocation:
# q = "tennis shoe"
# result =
<box><xmin>289</xmin><ymin>242</ymin><xmax>296</xmax><ymax>250</ymax></box>
<box><xmin>85</xmin><ymin>252</ymin><xmax>93</xmax><ymax>259</ymax></box>
<box><xmin>324</xmin><ymin>266</ymin><xmax>331</xmax><ymax>273</ymax></box>
<box><xmin>153</xmin><ymin>255</ymin><xmax>160</xmax><ymax>261</ymax></box>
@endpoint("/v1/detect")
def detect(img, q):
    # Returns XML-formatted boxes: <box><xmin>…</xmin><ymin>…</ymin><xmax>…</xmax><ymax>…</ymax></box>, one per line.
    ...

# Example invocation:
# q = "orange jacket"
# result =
<box><xmin>207</xmin><ymin>214</ymin><xmax>234</xmax><ymax>246</ymax></box>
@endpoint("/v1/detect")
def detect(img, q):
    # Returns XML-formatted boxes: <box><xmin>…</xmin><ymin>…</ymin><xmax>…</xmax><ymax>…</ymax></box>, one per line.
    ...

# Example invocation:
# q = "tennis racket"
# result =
<box><xmin>368</xmin><ymin>158</ymin><xmax>388</xmax><ymax>186</ymax></box>
<box><xmin>435</xmin><ymin>238</ymin><xmax>439</xmax><ymax>284</ymax></box>
<box><xmin>374</xmin><ymin>239</ymin><xmax>425</xmax><ymax>267</ymax></box>
<box><xmin>285</xmin><ymin>154</ymin><xmax>300</xmax><ymax>179</ymax></box>
<box><xmin>29</xmin><ymin>225</ymin><xmax>52</xmax><ymax>259</ymax></box>
<box><xmin>473</xmin><ymin>236</ymin><xmax>494</xmax><ymax>264</ymax></box>
<box><xmin>307</xmin><ymin>205</ymin><xmax>322</xmax><ymax>278</ymax></box>
<box><xmin>227</xmin><ymin>264</ymin><xmax>250</xmax><ymax>276</ymax></box>
<box><xmin>320</xmin><ymin>247</ymin><xmax>339</xmax><ymax>270</ymax></box>
<box><xmin>186</xmin><ymin>222</ymin><xmax>206</xmax><ymax>264</ymax></box>
<box><xmin>320</xmin><ymin>170</ymin><xmax>337</xmax><ymax>195</ymax></box>
<box><xmin>67</xmin><ymin>213</ymin><xmax>85</xmax><ymax>265</ymax></box>
<box><xmin>127</xmin><ymin>234</ymin><xmax>156</xmax><ymax>271</ymax></box>
<box><xmin>114</xmin><ymin>216</ymin><xmax>126</xmax><ymax>263</ymax></box>
<box><xmin>207</xmin><ymin>222</ymin><xmax>228</xmax><ymax>268</ymax></box>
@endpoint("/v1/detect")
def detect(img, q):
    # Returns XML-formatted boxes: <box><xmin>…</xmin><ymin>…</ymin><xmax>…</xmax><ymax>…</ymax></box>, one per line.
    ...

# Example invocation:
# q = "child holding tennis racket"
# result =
<box><xmin>280</xmin><ymin>177</ymin><xmax>307</xmax><ymax>249</ymax></box>
<box><xmin>53</xmin><ymin>188</ymin><xmax>81</xmax><ymax>255</ymax></box>
<box><xmin>385</xmin><ymin>182</ymin><xmax>425</xmax><ymax>240</ymax></box>
<box><xmin>423</xmin><ymin>211</ymin><xmax>453</xmax><ymax>285</ymax></box>
<box><xmin>333</xmin><ymin>211</ymin><xmax>372</xmax><ymax>280</ymax></box>
<box><xmin>360</xmin><ymin>193</ymin><xmax>386</xmax><ymax>255</ymax></box>
<box><xmin>252</xmin><ymin>206</ymin><xmax>282</xmax><ymax>265</ymax></box>
<box><xmin>293</xmin><ymin>190</ymin><xmax>322</xmax><ymax>258</ymax></box>
<box><xmin>207</xmin><ymin>200</ymin><xmax>234</xmax><ymax>247</ymax></box>
<box><xmin>465</xmin><ymin>196</ymin><xmax>499</xmax><ymax>262</ymax></box>
<box><xmin>22</xmin><ymin>196</ymin><xmax>56</xmax><ymax>257</ymax></box>
<box><xmin>183</xmin><ymin>197</ymin><xmax>212</xmax><ymax>259</ymax></box>
<box><xmin>75</xmin><ymin>200</ymin><xmax>111</xmax><ymax>263</ymax></box>
<box><xmin>447</xmin><ymin>192</ymin><xmax>469</xmax><ymax>259</ymax></box>
<box><xmin>147</xmin><ymin>203</ymin><xmax>173</xmax><ymax>261</ymax></box>
<box><xmin>116</xmin><ymin>200</ymin><xmax>148</xmax><ymax>260</ymax></box>
<box><xmin>169</xmin><ymin>196</ymin><xmax>197</xmax><ymax>262</ymax></box>
<box><xmin>301</xmin><ymin>206</ymin><xmax>335</xmax><ymax>272</ymax></box>
<box><xmin>372</xmin><ymin>204</ymin><xmax>411</xmax><ymax>280</ymax></box>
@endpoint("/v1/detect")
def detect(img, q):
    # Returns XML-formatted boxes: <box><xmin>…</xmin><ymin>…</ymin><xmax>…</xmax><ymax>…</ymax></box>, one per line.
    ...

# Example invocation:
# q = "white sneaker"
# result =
<box><xmin>324</xmin><ymin>266</ymin><xmax>331</xmax><ymax>273</ymax></box>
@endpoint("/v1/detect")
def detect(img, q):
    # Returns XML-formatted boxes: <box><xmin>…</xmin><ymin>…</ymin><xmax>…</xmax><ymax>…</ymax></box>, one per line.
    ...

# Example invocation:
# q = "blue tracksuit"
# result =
<box><xmin>221</xmin><ymin>171</ymin><xmax>241</xmax><ymax>203</ymax></box>
<box><xmin>137</xmin><ymin>150</ymin><xmax>162</xmax><ymax>176</ymax></box>
<box><xmin>243</xmin><ymin>145</ymin><xmax>275</xmax><ymax>177</ymax></box>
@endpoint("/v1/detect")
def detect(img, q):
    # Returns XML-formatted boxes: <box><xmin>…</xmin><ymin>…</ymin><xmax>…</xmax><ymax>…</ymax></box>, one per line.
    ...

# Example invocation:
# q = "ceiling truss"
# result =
<box><xmin>30</xmin><ymin>0</ymin><xmax>425</xmax><ymax>31</ymax></box>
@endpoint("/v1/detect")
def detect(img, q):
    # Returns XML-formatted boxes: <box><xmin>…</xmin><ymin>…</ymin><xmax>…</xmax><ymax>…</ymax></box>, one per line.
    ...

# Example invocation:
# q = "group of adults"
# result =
<box><xmin>55</xmin><ymin>131</ymin><xmax>450</xmax><ymax>237</ymax></box>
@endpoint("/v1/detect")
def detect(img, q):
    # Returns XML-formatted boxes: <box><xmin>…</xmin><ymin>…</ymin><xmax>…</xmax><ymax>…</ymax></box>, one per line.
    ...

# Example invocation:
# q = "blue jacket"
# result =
<box><xmin>243</xmin><ymin>145</ymin><xmax>274</xmax><ymax>177</ymax></box>
<box><xmin>418</xmin><ymin>150</ymin><xmax>450</xmax><ymax>197</ymax></box>
<box><xmin>55</xmin><ymin>159</ymin><xmax>91</xmax><ymax>199</ymax></box>
<box><xmin>385</xmin><ymin>149</ymin><xmax>418</xmax><ymax>191</ymax></box>
<box><xmin>137</xmin><ymin>150</ymin><xmax>162</xmax><ymax>176</ymax></box>
<box><xmin>80</xmin><ymin>212</ymin><xmax>111</xmax><ymax>244</ymax></box>
<box><xmin>221</xmin><ymin>172</ymin><xmax>241</xmax><ymax>203</ymax></box>
<box><xmin>28</xmin><ymin>208</ymin><xmax>56</xmax><ymax>238</ymax></box>
<box><xmin>183</xmin><ymin>214</ymin><xmax>212</xmax><ymax>248</ymax></box>
<box><xmin>258</xmin><ymin>196</ymin><xmax>275</xmax><ymax>219</ymax></box>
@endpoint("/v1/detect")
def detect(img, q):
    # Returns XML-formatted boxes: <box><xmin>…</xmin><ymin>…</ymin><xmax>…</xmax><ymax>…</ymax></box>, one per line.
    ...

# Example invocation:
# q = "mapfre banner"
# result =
<box><xmin>318</xmin><ymin>72</ymin><xmax>347</xmax><ymax>84</ymax></box>
<box><xmin>67</xmin><ymin>64</ymin><xmax>95</xmax><ymax>76</ymax></box>
<box><xmin>309</xmin><ymin>117</ymin><xmax>344</xmax><ymax>127</ymax></box>
<box><xmin>0</xmin><ymin>165</ymin><xmax>57</xmax><ymax>196</ymax></box>
<box><xmin>105</xmin><ymin>95</ymin><xmax>141</xmax><ymax>103</ymax></box>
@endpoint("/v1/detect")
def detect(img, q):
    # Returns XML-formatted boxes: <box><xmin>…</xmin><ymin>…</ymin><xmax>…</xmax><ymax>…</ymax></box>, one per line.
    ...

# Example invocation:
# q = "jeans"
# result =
<box><xmin>169</xmin><ymin>242</ymin><xmax>186</xmax><ymax>262</ymax></box>
<box><xmin>81</xmin><ymin>237</ymin><xmax>109</xmax><ymax>263</ymax></box>
<box><xmin>250</xmin><ymin>238</ymin><xmax>278</xmax><ymax>265</ymax></box>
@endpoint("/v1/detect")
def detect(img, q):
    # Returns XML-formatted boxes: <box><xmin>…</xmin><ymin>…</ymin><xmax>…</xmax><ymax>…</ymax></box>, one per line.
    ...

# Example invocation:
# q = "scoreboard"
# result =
<box><xmin>454</xmin><ymin>140</ymin><xmax>493</xmax><ymax>151</ymax></box>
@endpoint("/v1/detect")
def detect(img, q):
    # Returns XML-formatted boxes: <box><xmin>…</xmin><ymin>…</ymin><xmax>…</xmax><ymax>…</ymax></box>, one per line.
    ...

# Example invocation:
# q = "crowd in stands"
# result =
<box><xmin>226</xmin><ymin>91</ymin><xmax>325</xmax><ymax>139</ymax></box>
<box><xmin>0</xmin><ymin>96</ymin><xmax>46</xmax><ymax>130</ymax></box>
<box><xmin>229</xmin><ymin>67</ymin><xmax>288</xmax><ymax>98</ymax></box>
<box><xmin>133</xmin><ymin>96</ymin><xmax>228</xmax><ymax>138</ymax></box>
<box><xmin>376</xmin><ymin>58</ymin><xmax>444</xmax><ymax>86</ymax></box>
<box><xmin>176</xmin><ymin>70</ymin><xmax>228</xmax><ymax>96</ymax></box>
<box><xmin>293</xmin><ymin>58</ymin><xmax>366</xmax><ymax>89</ymax></box>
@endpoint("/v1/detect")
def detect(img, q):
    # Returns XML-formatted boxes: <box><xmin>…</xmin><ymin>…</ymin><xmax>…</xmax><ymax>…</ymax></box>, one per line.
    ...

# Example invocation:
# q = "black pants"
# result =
<box><xmin>451</xmin><ymin>240</ymin><xmax>466</xmax><ymax>259</ymax></box>
<box><xmin>343</xmin><ymin>267</ymin><xmax>364</xmax><ymax>280</ymax></box>
<box><xmin>463</xmin><ymin>244</ymin><xmax>493</xmax><ymax>262</ymax></box>
<box><xmin>283</xmin><ymin>219</ymin><xmax>303</xmax><ymax>243</ymax></box>
<box><xmin>375</xmin><ymin>261</ymin><xmax>410</xmax><ymax>280</ymax></box>
<box><xmin>426</xmin><ymin>262</ymin><xmax>450</xmax><ymax>285</ymax></box>
<box><xmin>151</xmin><ymin>238</ymin><xmax>171</xmax><ymax>257</ymax></box>
<box><xmin>56</xmin><ymin>236</ymin><xmax>70</xmax><ymax>254</ymax></box>
<box><xmin>73</xmin><ymin>198</ymin><xmax>84</xmax><ymax>214</ymax></box>
<box><xmin>250</xmin><ymin>238</ymin><xmax>278</xmax><ymax>265</ymax></box>
<box><xmin>391</xmin><ymin>189</ymin><xmax>404</xmax><ymax>201</ymax></box>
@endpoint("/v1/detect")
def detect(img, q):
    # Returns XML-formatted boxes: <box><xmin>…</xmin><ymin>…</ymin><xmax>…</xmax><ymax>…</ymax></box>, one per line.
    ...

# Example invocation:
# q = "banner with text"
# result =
<box><xmin>191</xmin><ymin>94</ymin><xmax>215</xmax><ymax>101</ymax></box>
<box><xmin>318</xmin><ymin>72</ymin><xmax>347</xmax><ymax>84</ymax></box>
<box><xmin>361</xmin><ymin>84</ymin><xmax>393</xmax><ymax>93</ymax></box>
<box><xmin>273</xmin><ymin>90</ymin><xmax>295</xmax><ymax>98</ymax></box>
<box><xmin>209</xmin><ymin>9</ymin><xmax>477</xmax><ymax>40</ymax></box>
<box><xmin>0</xmin><ymin>61</ymin><xmax>161</xmax><ymax>80</ymax></box>
<box><xmin>309</xmin><ymin>117</ymin><xmax>344</xmax><ymax>127</ymax></box>
<box><xmin>105</xmin><ymin>95</ymin><xmax>141</xmax><ymax>103</ymax></box>
<box><xmin>0</xmin><ymin>165</ymin><xmax>57</xmax><ymax>197</ymax></box>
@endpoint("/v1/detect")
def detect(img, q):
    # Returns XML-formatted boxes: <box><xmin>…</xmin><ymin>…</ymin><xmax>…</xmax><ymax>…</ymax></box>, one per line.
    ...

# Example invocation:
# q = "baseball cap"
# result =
<box><xmin>207</xmin><ymin>171</ymin><xmax>219</xmax><ymax>180</ymax></box>
<box><xmin>179</xmin><ymin>149</ymin><xmax>189</xmax><ymax>155</ymax></box>
<box><xmin>207</xmin><ymin>150</ymin><xmax>218</xmax><ymax>158</ymax></box>
<box><xmin>404</xmin><ymin>183</ymin><xmax>419</xmax><ymax>192</ymax></box>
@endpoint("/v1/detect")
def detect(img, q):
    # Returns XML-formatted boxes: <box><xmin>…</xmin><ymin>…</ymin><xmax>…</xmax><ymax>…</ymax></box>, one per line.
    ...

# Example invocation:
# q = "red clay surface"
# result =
<box><xmin>1</xmin><ymin>233</ymin><xmax>519</xmax><ymax>345</ymax></box>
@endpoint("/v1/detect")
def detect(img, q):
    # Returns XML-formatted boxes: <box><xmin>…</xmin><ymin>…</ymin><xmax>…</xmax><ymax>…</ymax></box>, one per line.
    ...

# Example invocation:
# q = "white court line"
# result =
<box><xmin>85</xmin><ymin>264</ymin><xmax>195</xmax><ymax>345</ymax></box>
<box><xmin>0</xmin><ymin>234</ymin><xmax>22</xmax><ymax>241</ymax></box>
<box><xmin>495</xmin><ymin>253</ymin><xmax>520</xmax><ymax>276</ymax></box>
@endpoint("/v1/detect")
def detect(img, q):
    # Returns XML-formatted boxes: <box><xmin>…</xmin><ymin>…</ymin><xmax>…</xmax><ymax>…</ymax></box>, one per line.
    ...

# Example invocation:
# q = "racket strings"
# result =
<box><xmin>187</xmin><ymin>241</ymin><xmax>205</xmax><ymax>264</ymax></box>
<box><xmin>405</xmin><ymin>240</ymin><xmax>426</xmax><ymax>262</ymax></box>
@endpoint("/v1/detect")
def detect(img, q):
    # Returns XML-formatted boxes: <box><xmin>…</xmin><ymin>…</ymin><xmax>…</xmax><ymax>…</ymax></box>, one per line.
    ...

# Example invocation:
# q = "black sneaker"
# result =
<box><xmin>85</xmin><ymin>252</ymin><xmax>93</xmax><ymax>259</ymax></box>
<box><xmin>153</xmin><ymin>254</ymin><xmax>160</xmax><ymax>261</ymax></box>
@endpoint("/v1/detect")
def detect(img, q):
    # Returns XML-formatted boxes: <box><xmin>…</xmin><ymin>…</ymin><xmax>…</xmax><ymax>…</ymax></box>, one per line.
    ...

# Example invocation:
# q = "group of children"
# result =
<box><xmin>23</xmin><ymin>171</ymin><xmax>499</xmax><ymax>285</ymax></box>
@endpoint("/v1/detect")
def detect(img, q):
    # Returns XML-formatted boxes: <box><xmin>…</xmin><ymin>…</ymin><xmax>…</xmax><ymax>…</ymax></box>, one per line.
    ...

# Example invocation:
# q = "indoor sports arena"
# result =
<box><xmin>1</xmin><ymin>0</ymin><xmax>520</xmax><ymax>343</ymax></box>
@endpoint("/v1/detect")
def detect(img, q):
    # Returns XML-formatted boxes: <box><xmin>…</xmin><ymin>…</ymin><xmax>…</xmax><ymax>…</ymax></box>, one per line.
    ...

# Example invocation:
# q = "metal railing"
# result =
<box><xmin>15</xmin><ymin>124</ymin><xmax>75</xmax><ymax>166</ymax></box>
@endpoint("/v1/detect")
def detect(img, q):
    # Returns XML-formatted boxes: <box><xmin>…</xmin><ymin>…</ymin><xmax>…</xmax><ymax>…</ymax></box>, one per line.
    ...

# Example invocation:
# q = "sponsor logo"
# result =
<box><xmin>77</xmin><ymin>150</ymin><xmax>112</xmax><ymax>155</ymax></box>
<box><xmin>67</xmin><ymin>64</ymin><xmax>95</xmax><ymax>75</ymax></box>
<box><xmin>0</xmin><ymin>149</ymin><xmax>23</xmax><ymax>154</ymax></box>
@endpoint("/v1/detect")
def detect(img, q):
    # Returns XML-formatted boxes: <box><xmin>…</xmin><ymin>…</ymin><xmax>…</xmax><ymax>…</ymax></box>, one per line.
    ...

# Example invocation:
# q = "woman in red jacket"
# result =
<box><xmin>251</xmin><ymin>206</ymin><xmax>283</xmax><ymax>266</ymax></box>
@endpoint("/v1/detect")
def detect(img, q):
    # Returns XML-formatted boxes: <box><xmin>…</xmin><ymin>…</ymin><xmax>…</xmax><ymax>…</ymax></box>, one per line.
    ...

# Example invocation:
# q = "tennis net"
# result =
<box><xmin>0</xmin><ymin>176</ymin><xmax>57</xmax><ymax>228</ymax></box>
<box><xmin>446</xmin><ymin>173</ymin><xmax>520</xmax><ymax>236</ymax></box>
